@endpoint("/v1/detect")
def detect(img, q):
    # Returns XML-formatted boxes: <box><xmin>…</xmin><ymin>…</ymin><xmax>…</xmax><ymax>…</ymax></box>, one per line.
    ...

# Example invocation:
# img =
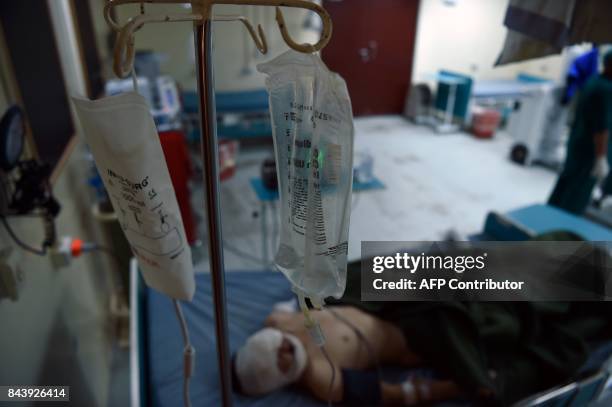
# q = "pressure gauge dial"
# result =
<box><xmin>0</xmin><ymin>106</ymin><xmax>25</xmax><ymax>171</ymax></box>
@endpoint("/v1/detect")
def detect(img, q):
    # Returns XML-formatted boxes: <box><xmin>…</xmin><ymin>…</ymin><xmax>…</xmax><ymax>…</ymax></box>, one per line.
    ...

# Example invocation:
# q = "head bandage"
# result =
<box><xmin>235</xmin><ymin>328</ymin><xmax>307</xmax><ymax>395</ymax></box>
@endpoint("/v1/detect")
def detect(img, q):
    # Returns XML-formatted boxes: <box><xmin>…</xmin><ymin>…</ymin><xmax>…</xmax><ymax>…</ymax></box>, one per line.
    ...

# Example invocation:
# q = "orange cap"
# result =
<box><xmin>71</xmin><ymin>238</ymin><xmax>84</xmax><ymax>257</ymax></box>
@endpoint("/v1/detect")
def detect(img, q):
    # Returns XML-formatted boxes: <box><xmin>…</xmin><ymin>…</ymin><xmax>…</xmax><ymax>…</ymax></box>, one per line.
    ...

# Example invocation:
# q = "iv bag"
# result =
<box><xmin>72</xmin><ymin>92</ymin><xmax>195</xmax><ymax>300</ymax></box>
<box><xmin>257</xmin><ymin>50</ymin><xmax>354</xmax><ymax>302</ymax></box>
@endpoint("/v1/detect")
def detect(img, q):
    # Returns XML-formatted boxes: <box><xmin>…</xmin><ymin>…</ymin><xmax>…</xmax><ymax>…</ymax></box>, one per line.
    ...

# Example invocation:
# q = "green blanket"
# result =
<box><xmin>332</xmin><ymin>238</ymin><xmax>612</xmax><ymax>405</ymax></box>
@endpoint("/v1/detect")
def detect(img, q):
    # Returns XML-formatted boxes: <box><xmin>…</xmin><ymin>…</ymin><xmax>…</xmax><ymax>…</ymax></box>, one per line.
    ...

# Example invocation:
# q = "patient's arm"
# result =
<box><xmin>300</xmin><ymin>357</ymin><xmax>417</xmax><ymax>405</ymax></box>
<box><xmin>302</xmin><ymin>356</ymin><xmax>466</xmax><ymax>405</ymax></box>
<box><xmin>301</xmin><ymin>357</ymin><xmax>343</xmax><ymax>402</ymax></box>
<box><xmin>382</xmin><ymin>380</ymin><xmax>466</xmax><ymax>405</ymax></box>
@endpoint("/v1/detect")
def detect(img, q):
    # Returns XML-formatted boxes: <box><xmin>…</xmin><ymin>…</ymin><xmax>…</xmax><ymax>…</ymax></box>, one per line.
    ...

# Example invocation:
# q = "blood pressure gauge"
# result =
<box><xmin>0</xmin><ymin>106</ymin><xmax>25</xmax><ymax>171</ymax></box>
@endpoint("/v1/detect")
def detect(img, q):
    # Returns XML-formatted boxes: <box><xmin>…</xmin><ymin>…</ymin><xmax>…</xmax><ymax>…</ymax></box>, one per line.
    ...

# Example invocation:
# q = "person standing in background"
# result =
<box><xmin>548</xmin><ymin>50</ymin><xmax>612</xmax><ymax>214</ymax></box>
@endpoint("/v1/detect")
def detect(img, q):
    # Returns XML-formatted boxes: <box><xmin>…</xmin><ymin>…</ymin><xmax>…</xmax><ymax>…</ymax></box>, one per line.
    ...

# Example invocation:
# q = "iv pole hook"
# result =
<box><xmin>212</xmin><ymin>15</ymin><xmax>268</xmax><ymax>54</ymax></box>
<box><xmin>110</xmin><ymin>10</ymin><xmax>272</xmax><ymax>77</ymax></box>
<box><xmin>104</xmin><ymin>0</ymin><xmax>333</xmax><ymax>55</ymax></box>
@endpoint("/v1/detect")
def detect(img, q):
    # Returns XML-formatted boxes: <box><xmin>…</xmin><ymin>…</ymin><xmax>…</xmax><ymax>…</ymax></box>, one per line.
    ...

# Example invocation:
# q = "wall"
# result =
<box><xmin>0</xmin><ymin>152</ymin><xmax>116</xmax><ymax>406</ymax></box>
<box><xmin>412</xmin><ymin>0</ymin><xmax>570</xmax><ymax>84</ymax></box>
<box><xmin>0</xmin><ymin>3</ymin><xmax>117</xmax><ymax>405</ymax></box>
<box><xmin>112</xmin><ymin>3</ymin><xmax>319</xmax><ymax>91</ymax></box>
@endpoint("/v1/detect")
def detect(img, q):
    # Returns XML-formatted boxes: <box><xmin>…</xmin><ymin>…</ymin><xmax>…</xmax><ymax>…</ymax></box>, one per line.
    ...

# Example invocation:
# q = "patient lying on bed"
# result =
<box><xmin>232</xmin><ymin>302</ymin><xmax>471</xmax><ymax>406</ymax></box>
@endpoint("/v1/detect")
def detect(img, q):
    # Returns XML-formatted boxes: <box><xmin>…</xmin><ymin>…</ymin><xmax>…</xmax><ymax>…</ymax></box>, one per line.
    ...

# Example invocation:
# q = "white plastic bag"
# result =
<box><xmin>258</xmin><ymin>50</ymin><xmax>354</xmax><ymax>302</ymax></box>
<box><xmin>72</xmin><ymin>92</ymin><xmax>195</xmax><ymax>300</ymax></box>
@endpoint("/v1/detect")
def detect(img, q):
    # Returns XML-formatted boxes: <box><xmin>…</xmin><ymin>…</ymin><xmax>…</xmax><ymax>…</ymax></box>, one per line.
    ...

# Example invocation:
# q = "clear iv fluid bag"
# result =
<box><xmin>258</xmin><ymin>51</ymin><xmax>354</xmax><ymax>301</ymax></box>
<box><xmin>72</xmin><ymin>92</ymin><xmax>195</xmax><ymax>300</ymax></box>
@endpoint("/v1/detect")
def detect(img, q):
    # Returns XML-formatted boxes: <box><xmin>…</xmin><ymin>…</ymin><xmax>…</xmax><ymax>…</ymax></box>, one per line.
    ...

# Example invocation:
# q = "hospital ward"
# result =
<box><xmin>2</xmin><ymin>0</ymin><xmax>612</xmax><ymax>406</ymax></box>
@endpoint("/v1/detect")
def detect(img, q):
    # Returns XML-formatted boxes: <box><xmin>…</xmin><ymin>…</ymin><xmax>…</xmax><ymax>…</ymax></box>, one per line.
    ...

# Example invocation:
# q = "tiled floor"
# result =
<box><xmin>190</xmin><ymin>115</ymin><xmax>558</xmax><ymax>272</ymax></box>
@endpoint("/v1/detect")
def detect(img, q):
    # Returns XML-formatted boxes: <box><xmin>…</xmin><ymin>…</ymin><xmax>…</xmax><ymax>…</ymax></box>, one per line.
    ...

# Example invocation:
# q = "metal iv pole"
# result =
<box><xmin>194</xmin><ymin>19</ymin><xmax>233</xmax><ymax>406</ymax></box>
<box><xmin>103</xmin><ymin>1</ymin><xmax>332</xmax><ymax>405</ymax></box>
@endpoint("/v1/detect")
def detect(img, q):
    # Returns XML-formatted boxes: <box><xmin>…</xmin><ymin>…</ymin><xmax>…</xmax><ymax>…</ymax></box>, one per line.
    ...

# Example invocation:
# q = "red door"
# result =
<box><xmin>322</xmin><ymin>0</ymin><xmax>420</xmax><ymax>116</ymax></box>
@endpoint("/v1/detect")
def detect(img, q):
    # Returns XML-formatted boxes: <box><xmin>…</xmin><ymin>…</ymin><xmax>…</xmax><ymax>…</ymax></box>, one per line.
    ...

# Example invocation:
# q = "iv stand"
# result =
<box><xmin>194</xmin><ymin>19</ymin><xmax>233</xmax><ymax>406</ymax></box>
<box><xmin>103</xmin><ymin>1</ymin><xmax>332</xmax><ymax>405</ymax></box>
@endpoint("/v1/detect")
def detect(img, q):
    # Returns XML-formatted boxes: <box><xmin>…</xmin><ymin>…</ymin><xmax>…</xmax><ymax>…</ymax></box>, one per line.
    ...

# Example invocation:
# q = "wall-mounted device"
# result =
<box><xmin>0</xmin><ymin>105</ymin><xmax>60</xmax><ymax>255</ymax></box>
<box><xmin>0</xmin><ymin>106</ymin><xmax>25</xmax><ymax>172</ymax></box>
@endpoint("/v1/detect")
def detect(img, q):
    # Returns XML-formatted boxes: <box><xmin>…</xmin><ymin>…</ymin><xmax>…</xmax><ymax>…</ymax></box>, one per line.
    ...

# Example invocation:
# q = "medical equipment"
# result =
<box><xmin>0</xmin><ymin>106</ymin><xmax>60</xmax><ymax>256</ymax></box>
<box><xmin>0</xmin><ymin>108</ymin><xmax>122</xmax><ymax>278</ymax></box>
<box><xmin>105</xmin><ymin>76</ymin><xmax>152</xmax><ymax>102</ymax></box>
<box><xmin>298</xmin><ymin>293</ymin><xmax>336</xmax><ymax>407</ymax></box>
<box><xmin>433</xmin><ymin>71</ymin><xmax>473</xmax><ymax>133</ymax></box>
<box><xmin>73</xmin><ymin>87</ymin><xmax>198</xmax><ymax>407</ymax></box>
<box><xmin>103</xmin><ymin>1</ymin><xmax>333</xmax><ymax>405</ymax></box>
<box><xmin>472</xmin><ymin>78</ymin><xmax>566</xmax><ymax>167</ymax></box>
<box><xmin>353</xmin><ymin>151</ymin><xmax>374</xmax><ymax>185</ymax></box>
<box><xmin>259</xmin><ymin>53</ymin><xmax>353</xmax><ymax>407</ymax></box>
<box><xmin>105</xmin><ymin>76</ymin><xmax>182</xmax><ymax>131</ymax></box>
<box><xmin>0</xmin><ymin>106</ymin><xmax>25</xmax><ymax>172</ymax></box>
<box><xmin>419</xmin><ymin>71</ymin><xmax>473</xmax><ymax>133</ymax></box>
<box><xmin>183</xmin><ymin>89</ymin><xmax>273</xmax><ymax>142</ymax></box>
<box><xmin>72</xmin><ymin>92</ymin><xmax>196</xmax><ymax>300</ymax></box>
<box><xmin>506</xmin><ymin>84</ymin><xmax>565</xmax><ymax>167</ymax></box>
<box><xmin>258</xmin><ymin>50</ymin><xmax>354</xmax><ymax>303</ymax></box>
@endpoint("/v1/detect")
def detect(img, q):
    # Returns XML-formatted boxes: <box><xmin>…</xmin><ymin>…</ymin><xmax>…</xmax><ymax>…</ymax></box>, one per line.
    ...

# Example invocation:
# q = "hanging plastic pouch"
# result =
<box><xmin>72</xmin><ymin>92</ymin><xmax>195</xmax><ymax>300</ymax></box>
<box><xmin>257</xmin><ymin>50</ymin><xmax>354</xmax><ymax>302</ymax></box>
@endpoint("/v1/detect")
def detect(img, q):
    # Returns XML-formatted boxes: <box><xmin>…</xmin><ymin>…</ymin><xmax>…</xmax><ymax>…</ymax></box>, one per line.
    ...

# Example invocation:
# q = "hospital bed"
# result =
<box><xmin>130</xmin><ymin>263</ymin><xmax>324</xmax><ymax>407</ymax></box>
<box><xmin>515</xmin><ymin>371</ymin><xmax>612</xmax><ymax>407</ymax></box>
<box><xmin>472</xmin><ymin>77</ymin><xmax>550</xmax><ymax>101</ymax></box>
<box><xmin>472</xmin><ymin>77</ymin><xmax>566</xmax><ymax>167</ymax></box>
<box><xmin>476</xmin><ymin>204</ymin><xmax>612</xmax><ymax>242</ymax></box>
<box><xmin>129</xmin><ymin>263</ymin><xmax>469</xmax><ymax>406</ymax></box>
<box><xmin>183</xmin><ymin>90</ymin><xmax>272</xmax><ymax>142</ymax></box>
<box><xmin>129</xmin><ymin>259</ymin><xmax>612</xmax><ymax>406</ymax></box>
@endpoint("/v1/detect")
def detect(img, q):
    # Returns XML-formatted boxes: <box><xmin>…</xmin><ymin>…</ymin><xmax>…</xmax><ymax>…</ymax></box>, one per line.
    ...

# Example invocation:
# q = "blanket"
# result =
<box><xmin>331</xmin><ymin>238</ymin><xmax>612</xmax><ymax>404</ymax></box>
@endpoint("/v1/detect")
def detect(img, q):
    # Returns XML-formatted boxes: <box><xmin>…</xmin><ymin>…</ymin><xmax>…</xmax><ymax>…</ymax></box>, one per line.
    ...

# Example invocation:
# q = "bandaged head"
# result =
<box><xmin>235</xmin><ymin>328</ymin><xmax>307</xmax><ymax>395</ymax></box>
